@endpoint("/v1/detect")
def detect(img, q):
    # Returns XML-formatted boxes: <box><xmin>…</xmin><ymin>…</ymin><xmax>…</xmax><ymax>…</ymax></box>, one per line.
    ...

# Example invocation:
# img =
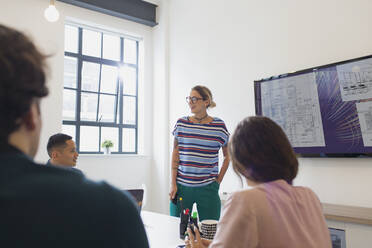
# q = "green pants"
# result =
<box><xmin>170</xmin><ymin>181</ymin><xmax>221</xmax><ymax>221</ymax></box>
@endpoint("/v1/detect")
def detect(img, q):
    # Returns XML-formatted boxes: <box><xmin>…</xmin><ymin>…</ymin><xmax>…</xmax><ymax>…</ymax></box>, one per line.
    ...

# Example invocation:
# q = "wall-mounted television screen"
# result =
<box><xmin>254</xmin><ymin>55</ymin><xmax>372</xmax><ymax>156</ymax></box>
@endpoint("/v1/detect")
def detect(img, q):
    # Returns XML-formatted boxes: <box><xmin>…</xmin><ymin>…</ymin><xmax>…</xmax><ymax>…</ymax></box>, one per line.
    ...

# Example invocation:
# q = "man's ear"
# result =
<box><xmin>51</xmin><ymin>150</ymin><xmax>59</xmax><ymax>159</ymax></box>
<box><xmin>23</xmin><ymin>103</ymin><xmax>39</xmax><ymax>131</ymax></box>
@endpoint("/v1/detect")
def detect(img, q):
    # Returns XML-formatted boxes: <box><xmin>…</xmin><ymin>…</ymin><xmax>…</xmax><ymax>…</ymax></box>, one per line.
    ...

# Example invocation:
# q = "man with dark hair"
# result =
<box><xmin>0</xmin><ymin>24</ymin><xmax>149</xmax><ymax>247</ymax></box>
<box><xmin>46</xmin><ymin>133</ymin><xmax>82</xmax><ymax>174</ymax></box>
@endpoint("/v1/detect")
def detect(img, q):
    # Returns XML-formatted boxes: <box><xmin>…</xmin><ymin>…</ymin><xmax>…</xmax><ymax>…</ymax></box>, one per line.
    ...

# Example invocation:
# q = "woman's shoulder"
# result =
<box><xmin>229</xmin><ymin>181</ymin><xmax>297</xmax><ymax>203</ymax></box>
<box><xmin>220</xmin><ymin>188</ymin><xmax>267</xmax><ymax>218</ymax></box>
<box><xmin>228</xmin><ymin>187</ymin><xmax>267</xmax><ymax>206</ymax></box>
<box><xmin>211</xmin><ymin>116</ymin><xmax>224</xmax><ymax>122</ymax></box>
<box><xmin>262</xmin><ymin>179</ymin><xmax>316</xmax><ymax>193</ymax></box>
<box><xmin>292</xmin><ymin>184</ymin><xmax>321</xmax><ymax>201</ymax></box>
<box><xmin>265</xmin><ymin>180</ymin><xmax>321</xmax><ymax>204</ymax></box>
<box><xmin>210</xmin><ymin>117</ymin><xmax>229</xmax><ymax>133</ymax></box>
<box><xmin>176</xmin><ymin>116</ymin><xmax>189</xmax><ymax>123</ymax></box>
<box><xmin>209</xmin><ymin>117</ymin><xmax>227</xmax><ymax>126</ymax></box>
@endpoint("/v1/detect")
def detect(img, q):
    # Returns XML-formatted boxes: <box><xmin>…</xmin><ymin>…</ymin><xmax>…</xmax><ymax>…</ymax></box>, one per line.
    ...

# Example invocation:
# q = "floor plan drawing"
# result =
<box><xmin>337</xmin><ymin>58</ymin><xmax>372</xmax><ymax>102</ymax></box>
<box><xmin>261</xmin><ymin>72</ymin><xmax>325</xmax><ymax>147</ymax></box>
<box><xmin>356</xmin><ymin>101</ymin><xmax>372</xmax><ymax>146</ymax></box>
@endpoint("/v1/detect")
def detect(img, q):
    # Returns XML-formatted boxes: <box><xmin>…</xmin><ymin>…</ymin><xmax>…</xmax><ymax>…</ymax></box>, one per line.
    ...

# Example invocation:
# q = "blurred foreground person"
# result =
<box><xmin>0</xmin><ymin>24</ymin><xmax>149</xmax><ymax>248</ymax></box>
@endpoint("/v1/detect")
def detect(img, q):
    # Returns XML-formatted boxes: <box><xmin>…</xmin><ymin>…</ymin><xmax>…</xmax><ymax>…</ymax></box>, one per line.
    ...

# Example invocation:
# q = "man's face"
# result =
<box><xmin>55</xmin><ymin>140</ymin><xmax>79</xmax><ymax>167</ymax></box>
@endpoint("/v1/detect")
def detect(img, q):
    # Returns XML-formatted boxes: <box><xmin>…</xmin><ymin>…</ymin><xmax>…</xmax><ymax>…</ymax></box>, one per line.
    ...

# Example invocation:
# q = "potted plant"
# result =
<box><xmin>101</xmin><ymin>140</ymin><xmax>114</xmax><ymax>154</ymax></box>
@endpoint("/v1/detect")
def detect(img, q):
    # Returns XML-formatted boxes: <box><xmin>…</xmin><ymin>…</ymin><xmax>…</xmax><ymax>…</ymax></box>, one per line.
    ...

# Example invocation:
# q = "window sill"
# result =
<box><xmin>79</xmin><ymin>154</ymin><xmax>150</xmax><ymax>159</ymax></box>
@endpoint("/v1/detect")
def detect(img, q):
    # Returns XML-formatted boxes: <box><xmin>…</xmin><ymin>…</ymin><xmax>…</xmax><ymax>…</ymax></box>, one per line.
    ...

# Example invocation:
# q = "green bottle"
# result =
<box><xmin>191</xmin><ymin>211</ymin><xmax>198</xmax><ymax>228</ymax></box>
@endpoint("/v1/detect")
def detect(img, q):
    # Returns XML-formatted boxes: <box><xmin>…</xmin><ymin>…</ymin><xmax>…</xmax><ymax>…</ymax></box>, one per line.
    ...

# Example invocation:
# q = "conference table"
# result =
<box><xmin>141</xmin><ymin>210</ymin><xmax>185</xmax><ymax>248</ymax></box>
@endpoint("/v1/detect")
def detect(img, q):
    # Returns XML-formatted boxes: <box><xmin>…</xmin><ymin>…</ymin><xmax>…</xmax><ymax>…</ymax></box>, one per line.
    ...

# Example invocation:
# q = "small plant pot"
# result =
<box><xmin>103</xmin><ymin>147</ymin><xmax>111</xmax><ymax>155</ymax></box>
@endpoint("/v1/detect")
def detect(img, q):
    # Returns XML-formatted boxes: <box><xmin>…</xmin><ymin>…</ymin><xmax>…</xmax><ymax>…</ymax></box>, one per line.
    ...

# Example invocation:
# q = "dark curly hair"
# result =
<box><xmin>229</xmin><ymin>116</ymin><xmax>298</xmax><ymax>184</ymax></box>
<box><xmin>0</xmin><ymin>24</ymin><xmax>48</xmax><ymax>142</ymax></box>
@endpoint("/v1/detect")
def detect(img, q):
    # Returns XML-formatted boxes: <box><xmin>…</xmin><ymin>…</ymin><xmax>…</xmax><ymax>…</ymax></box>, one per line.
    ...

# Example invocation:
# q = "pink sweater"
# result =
<box><xmin>210</xmin><ymin>180</ymin><xmax>332</xmax><ymax>248</ymax></box>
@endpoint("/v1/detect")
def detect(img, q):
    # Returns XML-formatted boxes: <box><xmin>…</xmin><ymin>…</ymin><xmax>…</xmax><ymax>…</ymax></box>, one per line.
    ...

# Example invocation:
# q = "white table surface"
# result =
<box><xmin>141</xmin><ymin>210</ymin><xmax>185</xmax><ymax>248</ymax></box>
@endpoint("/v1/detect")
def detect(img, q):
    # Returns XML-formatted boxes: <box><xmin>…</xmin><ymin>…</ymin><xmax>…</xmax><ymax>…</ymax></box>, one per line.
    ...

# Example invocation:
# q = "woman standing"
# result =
<box><xmin>169</xmin><ymin>85</ymin><xmax>230</xmax><ymax>221</ymax></box>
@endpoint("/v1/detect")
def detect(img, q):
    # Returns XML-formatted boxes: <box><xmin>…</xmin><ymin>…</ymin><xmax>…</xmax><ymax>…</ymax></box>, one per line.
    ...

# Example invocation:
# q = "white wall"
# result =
<box><xmin>166</xmin><ymin>0</ymin><xmax>372</xmax><ymax>246</ymax></box>
<box><xmin>0</xmin><ymin>0</ymin><xmax>65</xmax><ymax>162</ymax></box>
<box><xmin>151</xmin><ymin>0</ymin><xmax>171</xmax><ymax>213</ymax></box>
<box><xmin>0</xmin><ymin>0</ymin><xmax>155</xmax><ymax>209</ymax></box>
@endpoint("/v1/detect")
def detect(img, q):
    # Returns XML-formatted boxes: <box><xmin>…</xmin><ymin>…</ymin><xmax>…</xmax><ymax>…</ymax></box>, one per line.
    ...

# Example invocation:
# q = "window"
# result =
<box><xmin>62</xmin><ymin>24</ymin><xmax>139</xmax><ymax>154</ymax></box>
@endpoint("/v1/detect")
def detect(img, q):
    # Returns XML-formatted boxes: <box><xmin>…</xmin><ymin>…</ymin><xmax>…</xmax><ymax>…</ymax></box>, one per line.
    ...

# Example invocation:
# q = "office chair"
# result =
<box><xmin>125</xmin><ymin>189</ymin><xmax>144</xmax><ymax>210</ymax></box>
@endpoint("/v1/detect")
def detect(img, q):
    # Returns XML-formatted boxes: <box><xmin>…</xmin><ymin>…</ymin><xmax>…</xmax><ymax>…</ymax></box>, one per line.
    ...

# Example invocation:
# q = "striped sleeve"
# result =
<box><xmin>172</xmin><ymin>121</ymin><xmax>178</xmax><ymax>138</ymax></box>
<box><xmin>221</xmin><ymin>121</ymin><xmax>229</xmax><ymax>146</ymax></box>
<box><xmin>172</xmin><ymin>117</ymin><xmax>186</xmax><ymax>140</ymax></box>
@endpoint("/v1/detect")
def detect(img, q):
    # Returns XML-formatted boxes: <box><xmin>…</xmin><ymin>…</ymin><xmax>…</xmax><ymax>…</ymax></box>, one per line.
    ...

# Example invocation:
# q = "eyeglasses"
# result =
<box><xmin>186</xmin><ymin>96</ymin><xmax>204</xmax><ymax>104</ymax></box>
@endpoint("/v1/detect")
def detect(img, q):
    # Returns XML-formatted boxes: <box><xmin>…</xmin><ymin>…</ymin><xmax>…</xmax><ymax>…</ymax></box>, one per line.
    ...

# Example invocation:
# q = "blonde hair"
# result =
<box><xmin>192</xmin><ymin>85</ymin><xmax>216</xmax><ymax>108</ymax></box>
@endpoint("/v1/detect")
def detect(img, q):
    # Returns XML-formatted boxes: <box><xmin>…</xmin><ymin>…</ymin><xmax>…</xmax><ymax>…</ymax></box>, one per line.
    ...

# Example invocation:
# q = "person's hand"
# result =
<box><xmin>215</xmin><ymin>176</ymin><xmax>221</xmax><ymax>184</ymax></box>
<box><xmin>169</xmin><ymin>183</ymin><xmax>177</xmax><ymax>200</ymax></box>
<box><xmin>186</xmin><ymin>226</ymin><xmax>212</xmax><ymax>248</ymax></box>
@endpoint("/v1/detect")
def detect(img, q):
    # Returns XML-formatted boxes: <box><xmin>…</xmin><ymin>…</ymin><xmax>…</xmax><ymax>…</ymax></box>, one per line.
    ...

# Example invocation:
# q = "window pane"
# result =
<box><xmin>65</xmin><ymin>25</ymin><xmax>78</xmax><ymax>53</ymax></box>
<box><xmin>82</xmin><ymin>29</ymin><xmax>101</xmax><ymax>57</ymax></box>
<box><xmin>123</xmin><ymin>96</ymin><xmax>136</xmax><ymax>125</ymax></box>
<box><xmin>81</xmin><ymin>92</ymin><xmax>98</xmax><ymax>121</ymax></box>
<box><xmin>100</xmin><ymin>65</ymin><xmax>118</xmax><ymax>94</ymax></box>
<box><xmin>64</xmin><ymin>56</ymin><xmax>77</xmax><ymax>88</ymax></box>
<box><xmin>101</xmin><ymin>127</ymin><xmax>118</xmax><ymax>152</ymax></box>
<box><xmin>103</xmin><ymin>34</ymin><xmax>120</xmax><ymax>61</ymax></box>
<box><xmin>98</xmin><ymin>95</ymin><xmax>116</xmax><ymax>122</ymax></box>
<box><xmin>62</xmin><ymin>125</ymin><xmax>76</xmax><ymax>141</ymax></box>
<box><xmin>123</xmin><ymin>39</ymin><xmax>137</xmax><ymax>64</ymax></box>
<box><xmin>63</xmin><ymin>89</ymin><xmax>76</xmax><ymax>121</ymax></box>
<box><xmin>82</xmin><ymin>62</ymin><xmax>100</xmax><ymax>92</ymax></box>
<box><xmin>116</xmin><ymin>95</ymin><xmax>121</xmax><ymax>124</ymax></box>
<box><xmin>80</xmin><ymin>126</ymin><xmax>99</xmax><ymax>152</ymax></box>
<box><xmin>122</xmin><ymin>128</ymin><xmax>136</xmax><ymax>152</ymax></box>
<box><xmin>120</xmin><ymin>66</ymin><xmax>137</xmax><ymax>95</ymax></box>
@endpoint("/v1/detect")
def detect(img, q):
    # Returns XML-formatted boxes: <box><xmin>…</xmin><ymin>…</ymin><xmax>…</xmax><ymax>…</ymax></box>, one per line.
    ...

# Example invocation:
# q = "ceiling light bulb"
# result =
<box><xmin>44</xmin><ymin>2</ymin><xmax>60</xmax><ymax>22</ymax></box>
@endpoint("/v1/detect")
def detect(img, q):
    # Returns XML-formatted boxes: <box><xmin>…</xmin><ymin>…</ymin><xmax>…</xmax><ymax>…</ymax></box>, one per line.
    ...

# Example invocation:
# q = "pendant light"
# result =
<box><xmin>44</xmin><ymin>0</ymin><xmax>60</xmax><ymax>22</ymax></box>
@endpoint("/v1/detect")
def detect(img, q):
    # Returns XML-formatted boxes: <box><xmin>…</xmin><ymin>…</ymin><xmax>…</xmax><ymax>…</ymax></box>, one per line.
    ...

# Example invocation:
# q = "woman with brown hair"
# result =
<box><xmin>170</xmin><ymin>85</ymin><xmax>230</xmax><ymax>221</ymax></box>
<box><xmin>186</xmin><ymin>116</ymin><xmax>331</xmax><ymax>248</ymax></box>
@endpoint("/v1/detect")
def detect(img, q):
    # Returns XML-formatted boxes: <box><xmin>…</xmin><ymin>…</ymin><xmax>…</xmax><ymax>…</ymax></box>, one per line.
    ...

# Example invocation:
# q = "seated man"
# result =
<box><xmin>0</xmin><ymin>24</ymin><xmax>149</xmax><ymax>247</ymax></box>
<box><xmin>46</xmin><ymin>133</ymin><xmax>82</xmax><ymax>175</ymax></box>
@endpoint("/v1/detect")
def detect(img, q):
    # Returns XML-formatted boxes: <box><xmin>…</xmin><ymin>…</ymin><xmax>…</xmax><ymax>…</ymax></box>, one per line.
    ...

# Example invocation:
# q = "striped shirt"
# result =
<box><xmin>173</xmin><ymin>116</ymin><xmax>229</xmax><ymax>187</ymax></box>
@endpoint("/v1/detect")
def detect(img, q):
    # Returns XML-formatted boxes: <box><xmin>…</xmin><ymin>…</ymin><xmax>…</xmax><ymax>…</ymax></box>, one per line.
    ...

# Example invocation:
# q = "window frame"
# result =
<box><xmin>63</xmin><ymin>23</ymin><xmax>139</xmax><ymax>154</ymax></box>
